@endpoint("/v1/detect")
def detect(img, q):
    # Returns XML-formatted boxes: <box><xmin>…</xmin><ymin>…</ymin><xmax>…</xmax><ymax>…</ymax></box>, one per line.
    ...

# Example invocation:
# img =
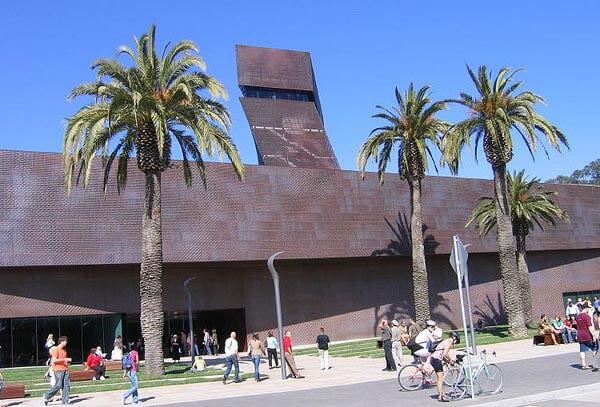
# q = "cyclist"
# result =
<box><xmin>410</xmin><ymin>320</ymin><xmax>439</xmax><ymax>361</ymax></box>
<box><xmin>431</xmin><ymin>331</ymin><xmax>460</xmax><ymax>402</ymax></box>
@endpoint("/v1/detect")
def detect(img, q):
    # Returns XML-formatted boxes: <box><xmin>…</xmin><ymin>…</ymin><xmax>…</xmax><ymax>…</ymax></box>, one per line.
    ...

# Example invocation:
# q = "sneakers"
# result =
<box><xmin>43</xmin><ymin>398</ymin><xmax>49</xmax><ymax>406</ymax></box>
<box><xmin>222</xmin><ymin>377</ymin><xmax>227</xmax><ymax>385</ymax></box>
<box><xmin>100</xmin><ymin>376</ymin><xmax>106</xmax><ymax>381</ymax></box>
<box><xmin>122</xmin><ymin>397</ymin><xmax>127</xmax><ymax>405</ymax></box>
<box><xmin>92</xmin><ymin>376</ymin><xmax>97</xmax><ymax>381</ymax></box>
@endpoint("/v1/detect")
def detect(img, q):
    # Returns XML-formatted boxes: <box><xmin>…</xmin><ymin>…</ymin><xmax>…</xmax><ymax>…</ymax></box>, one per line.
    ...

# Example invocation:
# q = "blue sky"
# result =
<box><xmin>1</xmin><ymin>1</ymin><xmax>598</xmax><ymax>181</ymax></box>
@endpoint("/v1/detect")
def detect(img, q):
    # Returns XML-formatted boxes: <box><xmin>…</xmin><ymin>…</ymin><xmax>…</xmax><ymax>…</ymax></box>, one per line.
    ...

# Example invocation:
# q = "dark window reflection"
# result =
<box><xmin>82</xmin><ymin>315</ymin><xmax>104</xmax><ymax>357</ymax></box>
<box><xmin>0</xmin><ymin>319</ymin><xmax>12</xmax><ymax>367</ymax></box>
<box><xmin>58</xmin><ymin>316</ymin><xmax>82</xmax><ymax>363</ymax></box>
<box><xmin>12</xmin><ymin>318</ymin><xmax>36</xmax><ymax>366</ymax></box>
<box><xmin>37</xmin><ymin>316</ymin><xmax>59</xmax><ymax>365</ymax></box>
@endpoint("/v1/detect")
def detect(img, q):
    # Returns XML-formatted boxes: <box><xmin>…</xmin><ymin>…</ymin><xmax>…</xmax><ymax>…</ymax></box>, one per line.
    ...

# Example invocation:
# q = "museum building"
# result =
<box><xmin>0</xmin><ymin>46</ymin><xmax>599</xmax><ymax>367</ymax></box>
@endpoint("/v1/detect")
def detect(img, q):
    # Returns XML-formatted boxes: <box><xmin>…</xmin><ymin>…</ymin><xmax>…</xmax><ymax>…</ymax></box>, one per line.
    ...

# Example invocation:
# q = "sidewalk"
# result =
<box><xmin>7</xmin><ymin>339</ymin><xmax>580</xmax><ymax>406</ymax></box>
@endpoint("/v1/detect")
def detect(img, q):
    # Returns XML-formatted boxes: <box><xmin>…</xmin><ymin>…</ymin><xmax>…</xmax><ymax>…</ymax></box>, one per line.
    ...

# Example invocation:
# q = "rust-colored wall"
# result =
<box><xmin>2</xmin><ymin>249</ymin><xmax>599</xmax><ymax>345</ymax></box>
<box><xmin>1</xmin><ymin>150</ymin><xmax>598</xmax><ymax>268</ymax></box>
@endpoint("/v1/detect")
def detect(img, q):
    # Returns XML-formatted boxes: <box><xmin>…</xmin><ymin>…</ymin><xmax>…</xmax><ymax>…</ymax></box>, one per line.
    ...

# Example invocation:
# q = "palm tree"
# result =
<box><xmin>357</xmin><ymin>84</ymin><xmax>448</xmax><ymax>325</ymax></box>
<box><xmin>466</xmin><ymin>170</ymin><xmax>568</xmax><ymax>326</ymax></box>
<box><xmin>442</xmin><ymin>65</ymin><xmax>568</xmax><ymax>337</ymax></box>
<box><xmin>63</xmin><ymin>25</ymin><xmax>244</xmax><ymax>376</ymax></box>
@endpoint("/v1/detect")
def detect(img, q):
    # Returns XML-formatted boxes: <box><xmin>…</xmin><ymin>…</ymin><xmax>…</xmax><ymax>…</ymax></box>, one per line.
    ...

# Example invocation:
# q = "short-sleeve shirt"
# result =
<box><xmin>51</xmin><ymin>347</ymin><xmax>68</xmax><ymax>371</ymax></box>
<box><xmin>316</xmin><ymin>334</ymin><xmax>330</xmax><ymax>350</ymax></box>
<box><xmin>283</xmin><ymin>336</ymin><xmax>292</xmax><ymax>353</ymax></box>
<box><xmin>576</xmin><ymin>312</ymin><xmax>593</xmax><ymax>342</ymax></box>
<box><xmin>129</xmin><ymin>350</ymin><xmax>139</xmax><ymax>372</ymax></box>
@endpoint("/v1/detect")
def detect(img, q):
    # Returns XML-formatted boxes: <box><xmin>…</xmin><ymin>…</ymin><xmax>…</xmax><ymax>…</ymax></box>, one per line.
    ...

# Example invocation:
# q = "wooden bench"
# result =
<box><xmin>104</xmin><ymin>360</ymin><xmax>123</xmax><ymax>371</ymax></box>
<box><xmin>0</xmin><ymin>382</ymin><xmax>26</xmax><ymax>399</ymax></box>
<box><xmin>533</xmin><ymin>333</ymin><xmax>564</xmax><ymax>345</ymax></box>
<box><xmin>70</xmin><ymin>369</ymin><xmax>95</xmax><ymax>381</ymax></box>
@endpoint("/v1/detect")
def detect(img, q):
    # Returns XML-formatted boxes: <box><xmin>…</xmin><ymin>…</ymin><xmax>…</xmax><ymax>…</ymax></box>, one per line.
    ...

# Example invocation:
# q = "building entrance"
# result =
<box><xmin>122</xmin><ymin>308</ymin><xmax>247</xmax><ymax>357</ymax></box>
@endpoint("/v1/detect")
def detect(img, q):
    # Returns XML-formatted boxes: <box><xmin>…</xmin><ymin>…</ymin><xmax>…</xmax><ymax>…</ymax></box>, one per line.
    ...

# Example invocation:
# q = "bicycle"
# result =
<box><xmin>443</xmin><ymin>349</ymin><xmax>503</xmax><ymax>401</ymax></box>
<box><xmin>398</xmin><ymin>359</ymin><xmax>462</xmax><ymax>391</ymax></box>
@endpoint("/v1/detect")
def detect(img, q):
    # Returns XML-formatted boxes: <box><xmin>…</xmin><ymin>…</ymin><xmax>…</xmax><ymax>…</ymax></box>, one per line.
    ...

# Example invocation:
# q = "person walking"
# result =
<box><xmin>222</xmin><ymin>331</ymin><xmax>240</xmax><ymax>384</ymax></box>
<box><xmin>391</xmin><ymin>320</ymin><xmax>403</xmax><ymax>367</ymax></box>
<box><xmin>283</xmin><ymin>330</ymin><xmax>304</xmax><ymax>378</ymax></box>
<box><xmin>266</xmin><ymin>331</ymin><xmax>279</xmax><ymax>369</ymax></box>
<box><xmin>380</xmin><ymin>319</ymin><xmax>396</xmax><ymax>371</ymax></box>
<box><xmin>248</xmin><ymin>333</ymin><xmax>266</xmax><ymax>382</ymax></box>
<box><xmin>576</xmin><ymin>302</ymin><xmax>598</xmax><ymax>369</ymax></box>
<box><xmin>316</xmin><ymin>327</ymin><xmax>331</xmax><ymax>370</ymax></box>
<box><xmin>170</xmin><ymin>334</ymin><xmax>181</xmax><ymax>362</ymax></box>
<box><xmin>211</xmin><ymin>329</ymin><xmax>219</xmax><ymax>355</ymax></box>
<box><xmin>203</xmin><ymin>329</ymin><xmax>212</xmax><ymax>356</ymax></box>
<box><xmin>43</xmin><ymin>336</ymin><xmax>72</xmax><ymax>406</ymax></box>
<box><xmin>122</xmin><ymin>343</ymin><xmax>140</xmax><ymax>405</ymax></box>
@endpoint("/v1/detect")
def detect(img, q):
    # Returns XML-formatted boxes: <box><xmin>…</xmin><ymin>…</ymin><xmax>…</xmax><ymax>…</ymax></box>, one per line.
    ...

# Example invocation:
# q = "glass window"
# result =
<box><xmin>0</xmin><ymin>319</ymin><xmax>12</xmax><ymax>367</ymax></box>
<box><xmin>12</xmin><ymin>318</ymin><xmax>37</xmax><ymax>367</ymax></box>
<box><xmin>37</xmin><ymin>316</ymin><xmax>59</xmax><ymax>365</ymax></box>
<box><xmin>82</xmin><ymin>315</ymin><xmax>104</xmax><ymax>357</ymax></box>
<box><xmin>58</xmin><ymin>316</ymin><xmax>83</xmax><ymax>364</ymax></box>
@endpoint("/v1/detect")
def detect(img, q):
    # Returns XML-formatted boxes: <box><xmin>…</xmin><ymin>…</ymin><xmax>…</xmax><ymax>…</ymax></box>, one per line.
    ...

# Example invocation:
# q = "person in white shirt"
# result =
<box><xmin>566</xmin><ymin>298</ymin><xmax>579</xmax><ymax>319</ymax></box>
<box><xmin>413</xmin><ymin>320</ymin><xmax>438</xmax><ymax>358</ymax></box>
<box><xmin>222</xmin><ymin>331</ymin><xmax>240</xmax><ymax>384</ymax></box>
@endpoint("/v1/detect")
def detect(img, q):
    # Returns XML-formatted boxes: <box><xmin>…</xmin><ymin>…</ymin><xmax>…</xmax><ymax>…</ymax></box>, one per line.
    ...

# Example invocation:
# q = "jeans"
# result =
<box><xmin>383</xmin><ymin>339</ymin><xmax>397</xmax><ymax>370</ymax></box>
<box><xmin>561</xmin><ymin>328</ymin><xmax>574</xmax><ymax>343</ymax></box>
<box><xmin>205</xmin><ymin>344</ymin><xmax>213</xmax><ymax>356</ymax></box>
<box><xmin>44</xmin><ymin>370</ymin><xmax>70</xmax><ymax>404</ymax></box>
<box><xmin>123</xmin><ymin>370</ymin><xmax>139</xmax><ymax>404</ymax></box>
<box><xmin>319</xmin><ymin>349</ymin><xmax>329</xmax><ymax>369</ymax></box>
<box><xmin>223</xmin><ymin>354</ymin><xmax>240</xmax><ymax>381</ymax></box>
<box><xmin>267</xmin><ymin>348</ymin><xmax>279</xmax><ymax>368</ymax></box>
<box><xmin>252</xmin><ymin>354</ymin><xmax>261</xmax><ymax>381</ymax></box>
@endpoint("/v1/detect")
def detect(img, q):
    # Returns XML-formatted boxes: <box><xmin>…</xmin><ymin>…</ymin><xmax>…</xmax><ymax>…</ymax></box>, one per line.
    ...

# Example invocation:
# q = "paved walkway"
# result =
<box><xmin>5</xmin><ymin>339</ymin><xmax>581</xmax><ymax>406</ymax></box>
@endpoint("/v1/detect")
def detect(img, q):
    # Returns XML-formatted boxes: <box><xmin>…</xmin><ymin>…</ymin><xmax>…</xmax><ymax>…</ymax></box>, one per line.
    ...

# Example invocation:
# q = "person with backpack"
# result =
<box><xmin>122</xmin><ymin>343</ymin><xmax>140</xmax><ymax>405</ymax></box>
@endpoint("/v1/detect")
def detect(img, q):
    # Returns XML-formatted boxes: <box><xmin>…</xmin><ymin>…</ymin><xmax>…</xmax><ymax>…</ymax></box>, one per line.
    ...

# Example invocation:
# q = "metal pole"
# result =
<box><xmin>267</xmin><ymin>251</ymin><xmax>287</xmax><ymax>380</ymax></box>
<box><xmin>183</xmin><ymin>277</ymin><xmax>195</xmax><ymax>364</ymax></box>
<box><xmin>463</xmin><ymin>266</ymin><xmax>477</xmax><ymax>355</ymax></box>
<box><xmin>453</xmin><ymin>236</ymin><xmax>476</xmax><ymax>400</ymax></box>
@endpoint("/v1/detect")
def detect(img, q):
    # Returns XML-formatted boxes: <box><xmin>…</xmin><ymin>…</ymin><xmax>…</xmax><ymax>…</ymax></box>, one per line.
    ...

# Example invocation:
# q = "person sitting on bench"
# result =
<box><xmin>539</xmin><ymin>314</ymin><xmax>561</xmax><ymax>345</ymax></box>
<box><xmin>86</xmin><ymin>347</ymin><xmax>106</xmax><ymax>380</ymax></box>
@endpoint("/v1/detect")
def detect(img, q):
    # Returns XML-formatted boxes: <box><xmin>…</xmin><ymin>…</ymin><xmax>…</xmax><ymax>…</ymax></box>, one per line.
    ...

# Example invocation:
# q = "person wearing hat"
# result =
<box><xmin>575</xmin><ymin>302</ymin><xmax>598</xmax><ymax>369</ymax></box>
<box><xmin>412</xmin><ymin>320</ymin><xmax>439</xmax><ymax>359</ymax></box>
<box><xmin>566</xmin><ymin>298</ymin><xmax>579</xmax><ymax>320</ymax></box>
<box><xmin>391</xmin><ymin>320</ymin><xmax>403</xmax><ymax>367</ymax></box>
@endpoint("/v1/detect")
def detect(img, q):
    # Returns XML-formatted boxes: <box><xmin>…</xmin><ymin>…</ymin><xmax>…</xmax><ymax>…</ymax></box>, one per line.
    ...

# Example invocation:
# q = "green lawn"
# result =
<box><xmin>1</xmin><ymin>362</ymin><xmax>255</xmax><ymax>398</ymax></box>
<box><xmin>294</xmin><ymin>325</ymin><xmax>539</xmax><ymax>358</ymax></box>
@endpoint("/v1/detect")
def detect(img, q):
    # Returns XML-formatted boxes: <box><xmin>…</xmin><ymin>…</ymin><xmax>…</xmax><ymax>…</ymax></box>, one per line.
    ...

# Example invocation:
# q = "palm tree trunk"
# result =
<box><xmin>140</xmin><ymin>170</ymin><xmax>165</xmax><ymax>376</ymax></box>
<box><xmin>516</xmin><ymin>233</ymin><xmax>533</xmax><ymax>327</ymax></box>
<box><xmin>409</xmin><ymin>179</ymin><xmax>431</xmax><ymax>325</ymax></box>
<box><xmin>492</xmin><ymin>164</ymin><xmax>527</xmax><ymax>337</ymax></box>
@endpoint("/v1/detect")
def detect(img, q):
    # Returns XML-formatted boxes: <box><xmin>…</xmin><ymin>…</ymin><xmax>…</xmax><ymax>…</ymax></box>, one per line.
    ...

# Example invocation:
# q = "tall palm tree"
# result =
<box><xmin>63</xmin><ymin>25</ymin><xmax>244</xmax><ymax>376</ymax></box>
<box><xmin>466</xmin><ymin>170</ymin><xmax>568</xmax><ymax>326</ymax></box>
<box><xmin>358</xmin><ymin>84</ymin><xmax>447</xmax><ymax>325</ymax></box>
<box><xmin>442</xmin><ymin>65</ymin><xmax>568</xmax><ymax>337</ymax></box>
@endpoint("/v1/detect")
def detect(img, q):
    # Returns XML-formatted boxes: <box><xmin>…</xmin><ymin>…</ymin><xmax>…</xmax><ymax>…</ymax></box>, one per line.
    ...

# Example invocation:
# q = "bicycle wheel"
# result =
<box><xmin>443</xmin><ymin>365</ymin><xmax>467</xmax><ymax>401</ymax></box>
<box><xmin>398</xmin><ymin>364</ymin><xmax>424</xmax><ymax>391</ymax></box>
<box><xmin>477</xmin><ymin>363</ymin><xmax>503</xmax><ymax>395</ymax></box>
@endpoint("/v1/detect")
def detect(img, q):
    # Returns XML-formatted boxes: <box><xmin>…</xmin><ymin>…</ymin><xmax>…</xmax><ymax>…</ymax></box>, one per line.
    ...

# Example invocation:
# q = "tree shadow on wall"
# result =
<box><xmin>373</xmin><ymin>294</ymin><xmax>454</xmax><ymax>334</ymax></box>
<box><xmin>474</xmin><ymin>292</ymin><xmax>507</xmax><ymax>327</ymax></box>
<box><xmin>371</xmin><ymin>212</ymin><xmax>439</xmax><ymax>256</ymax></box>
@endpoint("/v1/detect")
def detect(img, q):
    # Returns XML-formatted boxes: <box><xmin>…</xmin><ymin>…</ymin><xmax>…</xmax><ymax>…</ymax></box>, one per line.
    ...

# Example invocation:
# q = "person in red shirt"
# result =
<box><xmin>86</xmin><ymin>347</ymin><xmax>106</xmax><ymax>380</ymax></box>
<box><xmin>283</xmin><ymin>331</ymin><xmax>304</xmax><ymax>379</ymax></box>
<box><xmin>575</xmin><ymin>302</ymin><xmax>598</xmax><ymax>369</ymax></box>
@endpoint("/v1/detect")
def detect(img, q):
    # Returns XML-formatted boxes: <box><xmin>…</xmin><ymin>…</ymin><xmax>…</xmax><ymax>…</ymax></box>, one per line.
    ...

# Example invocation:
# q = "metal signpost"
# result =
<box><xmin>450</xmin><ymin>235</ymin><xmax>476</xmax><ymax>400</ymax></box>
<box><xmin>183</xmin><ymin>277</ymin><xmax>196</xmax><ymax>362</ymax></box>
<box><xmin>267</xmin><ymin>251</ymin><xmax>287</xmax><ymax>380</ymax></box>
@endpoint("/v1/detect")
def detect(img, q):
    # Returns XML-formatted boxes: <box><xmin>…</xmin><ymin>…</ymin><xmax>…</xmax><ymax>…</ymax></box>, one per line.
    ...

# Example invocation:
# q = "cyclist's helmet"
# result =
<box><xmin>450</xmin><ymin>331</ymin><xmax>460</xmax><ymax>344</ymax></box>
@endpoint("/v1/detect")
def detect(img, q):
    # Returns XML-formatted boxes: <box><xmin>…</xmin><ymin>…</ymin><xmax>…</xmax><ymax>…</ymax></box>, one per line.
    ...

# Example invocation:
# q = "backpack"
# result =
<box><xmin>122</xmin><ymin>352</ymin><xmax>133</xmax><ymax>370</ymax></box>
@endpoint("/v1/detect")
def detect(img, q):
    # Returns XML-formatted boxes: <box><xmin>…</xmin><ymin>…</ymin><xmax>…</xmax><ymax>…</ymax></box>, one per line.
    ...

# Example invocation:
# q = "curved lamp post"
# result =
<box><xmin>183</xmin><ymin>277</ymin><xmax>196</xmax><ymax>362</ymax></box>
<box><xmin>267</xmin><ymin>251</ymin><xmax>287</xmax><ymax>380</ymax></box>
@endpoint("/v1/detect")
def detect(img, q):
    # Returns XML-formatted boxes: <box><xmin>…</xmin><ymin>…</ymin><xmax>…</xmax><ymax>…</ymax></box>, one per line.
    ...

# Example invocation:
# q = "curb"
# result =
<box><xmin>473</xmin><ymin>382</ymin><xmax>600</xmax><ymax>407</ymax></box>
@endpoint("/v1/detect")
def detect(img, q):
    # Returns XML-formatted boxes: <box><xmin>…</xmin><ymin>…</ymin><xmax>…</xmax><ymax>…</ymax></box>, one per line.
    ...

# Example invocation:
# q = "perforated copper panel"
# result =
<box><xmin>0</xmin><ymin>149</ymin><xmax>598</xmax><ymax>268</ymax></box>
<box><xmin>236</xmin><ymin>45</ymin><xmax>314</xmax><ymax>91</ymax></box>
<box><xmin>240</xmin><ymin>98</ymin><xmax>339</xmax><ymax>168</ymax></box>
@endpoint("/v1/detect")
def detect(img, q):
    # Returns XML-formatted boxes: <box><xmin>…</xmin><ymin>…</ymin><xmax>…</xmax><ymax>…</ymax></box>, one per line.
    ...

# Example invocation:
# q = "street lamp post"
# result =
<box><xmin>267</xmin><ymin>251</ymin><xmax>287</xmax><ymax>380</ymax></box>
<box><xmin>183</xmin><ymin>277</ymin><xmax>196</xmax><ymax>363</ymax></box>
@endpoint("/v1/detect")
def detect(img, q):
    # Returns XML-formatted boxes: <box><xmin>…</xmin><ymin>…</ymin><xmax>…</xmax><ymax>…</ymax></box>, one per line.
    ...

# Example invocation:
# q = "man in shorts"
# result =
<box><xmin>576</xmin><ymin>302</ymin><xmax>598</xmax><ymax>369</ymax></box>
